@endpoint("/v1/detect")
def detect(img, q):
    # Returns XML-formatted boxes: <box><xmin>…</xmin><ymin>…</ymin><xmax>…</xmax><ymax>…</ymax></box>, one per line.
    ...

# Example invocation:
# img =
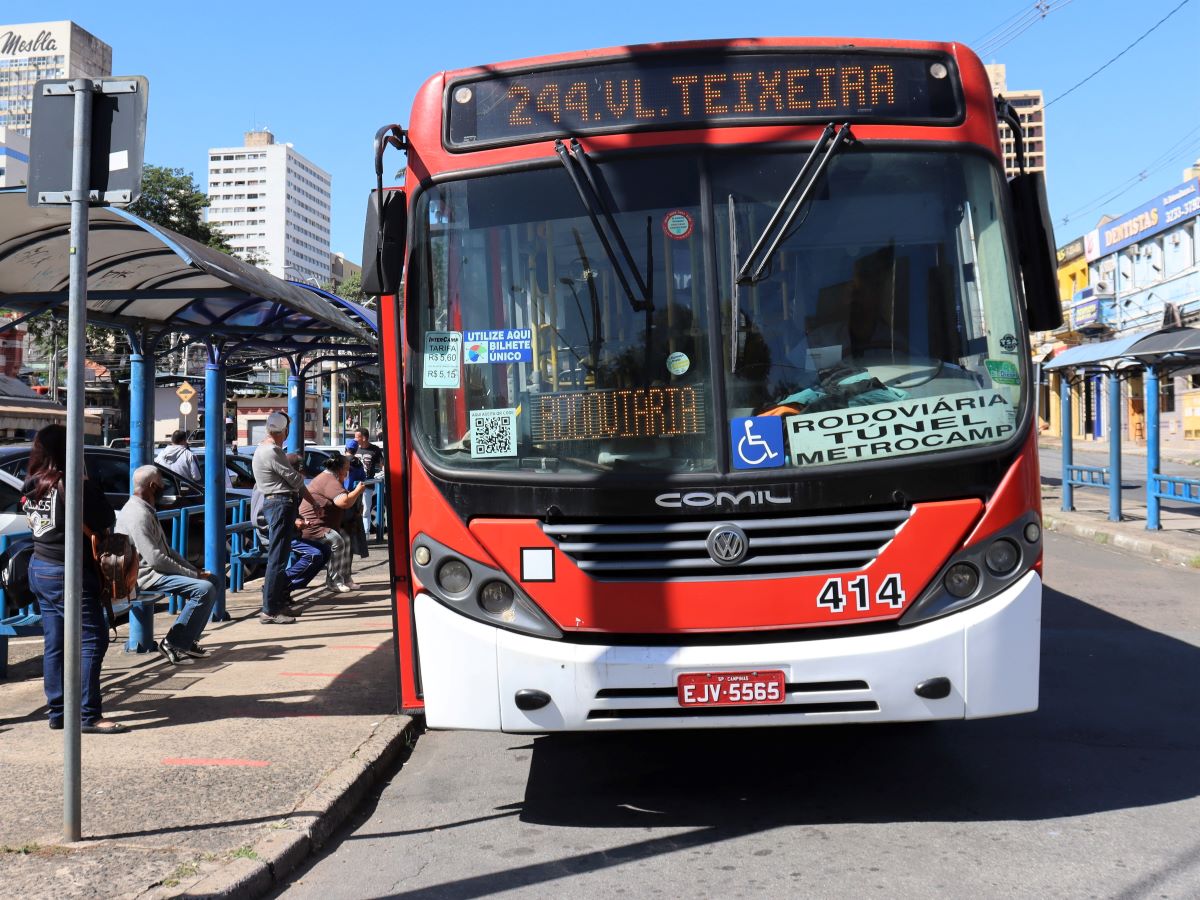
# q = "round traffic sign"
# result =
<box><xmin>179</xmin><ymin>400</ymin><xmax>193</xmax><ymax>415</ymax></box>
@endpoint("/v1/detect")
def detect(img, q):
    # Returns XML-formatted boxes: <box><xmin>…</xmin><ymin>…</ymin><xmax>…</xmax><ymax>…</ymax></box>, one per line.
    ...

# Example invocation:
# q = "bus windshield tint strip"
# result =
<box><xmin>447</xmin><ymin>51</ymin><xmax>960</xmax><ymax>148</ymax></box>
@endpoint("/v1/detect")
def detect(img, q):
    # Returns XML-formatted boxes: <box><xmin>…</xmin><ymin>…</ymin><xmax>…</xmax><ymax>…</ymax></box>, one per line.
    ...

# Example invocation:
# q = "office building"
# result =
<box><xmin>205</xmin><ymin>130</ymin><xmax>332</xmax><ymax>284</ymax></box>
<box><xmin>330</xmin><ymin>252</ymin><xmax>362</xmax><ymax>291</ymax></box>
<box><xmin>0</xmin><ymin>126</ymin><xmax>28</xmax><ymax>186</ymax></box>
<box><xmin>0</xmin><ymin>20</ymin><xmax>111</xmax><ymax>136</ymax></box>
<box><xmin>984</xmin><ymin>64</ymin><xmax>1046</xmax><ymax>179</ymax></box>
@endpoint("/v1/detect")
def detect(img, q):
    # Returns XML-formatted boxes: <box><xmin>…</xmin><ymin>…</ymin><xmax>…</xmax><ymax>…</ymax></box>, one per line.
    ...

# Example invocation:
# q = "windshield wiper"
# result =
<box><xmin>734</xmin><ymin>122</ymin><xmax>854</xmax><ymax>285</ymax></box>
<box><xmin>555</xmin><ymin>139</ymin><xmax>653</xmax><ymax>313</ymax></box>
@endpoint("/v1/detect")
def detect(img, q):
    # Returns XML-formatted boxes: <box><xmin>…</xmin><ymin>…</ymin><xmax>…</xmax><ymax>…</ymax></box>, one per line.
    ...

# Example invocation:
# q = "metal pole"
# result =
<box><xmin>1108</xmin><ymin>370</ymin><xmax>1122</xmax><ymax>522</ymax></box>
<box><xmin>287</xmin><ymin>363</ymin><xmax>304</xmax><ymax>453</ymax></box>
<box><xmin>128</xmin><ymin>332</ymin><xmax>145</xmax><ymax>485</ymax></box>
<box><xmin>1146</xmin><ymin>367</ymin><xmax>1161</xmax><ymax>530</ymax></box>
<box><xmin>1060</xmin><ymin>373</ymin><xmax>1073</xmax><ymax>512</ymax></box>
<box><xmin>329</xmin><ymin>368</ymin><xmax>341</xmax><ymax>446</ymax></box>
<box><xmin>204</xmin><ymin>356</ymin><xmax>229</xmax><ymax>619</ymax></box>
<box><xmin>63</xmin><ymin>76</ymin><xmax>94</xmax><ymax>844</ymax></box>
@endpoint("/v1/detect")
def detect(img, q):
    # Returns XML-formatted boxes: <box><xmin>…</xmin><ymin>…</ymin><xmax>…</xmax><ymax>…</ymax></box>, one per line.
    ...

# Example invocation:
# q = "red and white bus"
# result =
<box><xmin>364</xmin><ymin>37</ymin><xmax>1061</xmax><ymax>731</ymax></box>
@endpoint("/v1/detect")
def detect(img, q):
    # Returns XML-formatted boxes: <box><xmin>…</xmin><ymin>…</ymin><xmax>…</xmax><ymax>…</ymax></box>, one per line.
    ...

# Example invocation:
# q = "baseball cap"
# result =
<box><xmin>345</xmin><ymin>438</ymin><xmax>359</xmax><ymax>451</ymax></box>
<box><xmin>265</xmin><ymin>411</ymin><xmax>290</xmax><ymax>434</ymax></box>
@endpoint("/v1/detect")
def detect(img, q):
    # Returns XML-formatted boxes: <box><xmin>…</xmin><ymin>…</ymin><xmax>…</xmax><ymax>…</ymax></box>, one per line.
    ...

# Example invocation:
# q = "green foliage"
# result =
<box><xmin>127</xmin><ymin>165</ymin><xmax>231</xmax><ymax>252</ymax></box>
<box><xmin>335</xmin><ymin>271</ymin><xmax>370</xmax><ymax>307</ymax></box>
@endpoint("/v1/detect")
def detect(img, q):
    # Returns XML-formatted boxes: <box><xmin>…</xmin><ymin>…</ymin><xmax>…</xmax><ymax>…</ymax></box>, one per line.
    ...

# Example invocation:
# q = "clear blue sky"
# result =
<box><xmin>31</xmin><ymin>0</ymin><xmax>1200</xmax><ymax>261</ymax></box>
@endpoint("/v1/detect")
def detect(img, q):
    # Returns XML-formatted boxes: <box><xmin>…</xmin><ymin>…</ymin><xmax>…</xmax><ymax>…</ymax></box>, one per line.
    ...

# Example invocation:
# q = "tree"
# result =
<box><xmin>335</xmin><ymin>271</ymin><xmax>371</xmax><ymax>308</ymax></box>
<box><xmin>127</xmin><ymin>165</ymin><xmax>231</xmax><ymax>252</ymax></box>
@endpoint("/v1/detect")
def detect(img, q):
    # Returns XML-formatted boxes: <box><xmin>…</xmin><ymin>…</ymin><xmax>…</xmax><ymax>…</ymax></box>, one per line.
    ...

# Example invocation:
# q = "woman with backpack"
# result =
<box><xmin>21</xmin><ymin>425</ymin><xmax>126</xmax><ymax>734</ymax></box>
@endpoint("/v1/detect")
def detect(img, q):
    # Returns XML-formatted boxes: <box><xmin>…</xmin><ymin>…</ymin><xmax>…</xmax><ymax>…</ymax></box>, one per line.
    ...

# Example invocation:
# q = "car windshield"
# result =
<box><xmin>409</xmin><ymin>149</ymin><xmax>1025</xmax><ymax>477</ymax></box>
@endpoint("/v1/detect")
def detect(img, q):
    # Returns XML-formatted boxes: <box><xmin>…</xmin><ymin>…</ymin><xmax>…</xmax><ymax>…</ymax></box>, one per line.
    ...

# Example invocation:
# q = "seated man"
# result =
<box><xmin>115</xmin><ymin>465</ymin><xmax>218</xmax><ymax>666</ymax></box>
<box><xmin>284</xmin><ymin>453</ymin><xmax>330</xmax><ymax>594</ymax></box>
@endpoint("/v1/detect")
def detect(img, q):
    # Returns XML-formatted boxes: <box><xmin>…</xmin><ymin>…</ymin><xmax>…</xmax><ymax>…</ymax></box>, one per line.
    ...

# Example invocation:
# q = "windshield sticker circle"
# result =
<box><xmin>667</xmin><ymin>351</ymin><xmax>690</xmax><ymax>376</ymax></box>
<box><xmin>663</xmin><ymin>210</ymin><xmax>693</xmax><ymax>240</ymax></box>
<box><xmin>999</xmin><ymin>333</ymin><xmax>1019</xmax><ymax>353</ymax></box>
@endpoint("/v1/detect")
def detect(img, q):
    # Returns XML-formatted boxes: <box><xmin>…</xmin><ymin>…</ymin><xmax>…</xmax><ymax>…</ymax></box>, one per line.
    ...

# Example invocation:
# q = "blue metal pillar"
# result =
<box><xmin>1146</xmin><ymin>367</ymin><xmax>1161</xmax><ymax>530</ymax></box>
<box><xmin>1061</xmin><ymin>374</ymin><xmax>1073</xmax><ymax>512</ymax></box>
<box><xmin>1107</xmin><ymin>371</ymin><xmax>1122</xmax><ymax>522</ymax></box>
<box><xmin>204</xmin><ymin>352</ymin><xmax>229</xmax><ymax>620</ymax></box>
<box><xmin>128</xmin><ymin>331</ymin><xmax>146</xmax><ymax>489</ymax></box>
<box><xmin>142</xmin><ymin>341</ymin><xmax>156</xmax><ymax>466</ymax></box>
<box><xmin>287</xmin><ymin>358</ymin><xmax>304</xmax><ymax>453</ymax></box>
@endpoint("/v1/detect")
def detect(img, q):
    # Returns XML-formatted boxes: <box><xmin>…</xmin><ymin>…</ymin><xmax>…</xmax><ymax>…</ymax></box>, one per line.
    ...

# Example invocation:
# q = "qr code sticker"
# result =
<box><xmin>470</xmin><ymin>408</ymin><xmax>518</xmax><ymax>459</ymax></box>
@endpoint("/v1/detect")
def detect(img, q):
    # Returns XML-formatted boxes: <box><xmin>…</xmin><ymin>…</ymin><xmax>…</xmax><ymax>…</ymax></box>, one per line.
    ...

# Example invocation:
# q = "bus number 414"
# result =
<box><xmin>816</xmin><ymin>574</ymin><xmax>906</xmax><ymax>614</ymax></box>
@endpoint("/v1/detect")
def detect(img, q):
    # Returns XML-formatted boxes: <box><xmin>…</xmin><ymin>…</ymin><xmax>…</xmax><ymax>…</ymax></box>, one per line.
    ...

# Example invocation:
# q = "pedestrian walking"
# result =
<box><xmin>21</xmin><ymin>424</ymin><xmax>126</xmax><ymax>733</ymax></box>
<box><xmin>299</xmin><ymin>452</ymin><xmax>366</xmax><ymax>592</ymax></box>
<box><xmin>354</xmin><ymin>428</ymin><xmax>382</xmax><ymax>538</ymax></box>
<box><xmin>156</xmin><ymin>430</ymin><xmax>201</xmax><ymax>482</ymax></box>
<box><xmin>251</xmin><ymin>412</ymin><xmax>314</xmax><ymax>624</ymax></box>
<box><xmin>115</xmin><ymin>465</ymin><xmax>218</xmax><ymax>665</ymax></box>
<box><xmin>342</xmin><ymin>439</ymin><xmax>370</xmax><ymax>557</ymax></box>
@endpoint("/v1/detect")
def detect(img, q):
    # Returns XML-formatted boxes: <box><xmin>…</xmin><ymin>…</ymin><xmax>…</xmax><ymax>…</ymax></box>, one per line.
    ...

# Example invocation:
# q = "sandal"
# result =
<box><xmin>81</xmin><ymin>720</ymin><xmax>129</xmax><ymax>734</ymax></box>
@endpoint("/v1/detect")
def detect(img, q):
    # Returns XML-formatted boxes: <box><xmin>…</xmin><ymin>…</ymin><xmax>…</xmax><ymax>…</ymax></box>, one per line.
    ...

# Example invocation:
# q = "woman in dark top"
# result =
<box><xmin>21</xmin><ymin>425</ymin><xmax>126</xmax><ymax>734</ymax></box>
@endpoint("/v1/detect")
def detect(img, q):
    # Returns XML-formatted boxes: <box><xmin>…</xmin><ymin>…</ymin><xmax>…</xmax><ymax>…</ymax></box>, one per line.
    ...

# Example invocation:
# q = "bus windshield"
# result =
<box><xmin>409</xmin><ymin>149</ymin><xmax>1025</xmax><ymax>476</ymax></box>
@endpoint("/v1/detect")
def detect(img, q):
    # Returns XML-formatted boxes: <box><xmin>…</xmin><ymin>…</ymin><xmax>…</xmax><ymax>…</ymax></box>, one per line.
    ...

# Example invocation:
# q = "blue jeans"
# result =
<box><xmin>29</xmin><ymin>557</ymin><xmax>108</xmax><ymax>727</ymax></box>
<box><xmin>261</xmin><ymin>495</ymin><xmax>296</xmax><ymax>615</ymax></box>
<box><xmin>147</xmin><ymin>573</ymin><xmax>218</xmax><ymax>649</ymax></box>
<box><xmin>287</xmin><ymin>538</ymin><xmax>329</xmax><ymax>590</ymax></box>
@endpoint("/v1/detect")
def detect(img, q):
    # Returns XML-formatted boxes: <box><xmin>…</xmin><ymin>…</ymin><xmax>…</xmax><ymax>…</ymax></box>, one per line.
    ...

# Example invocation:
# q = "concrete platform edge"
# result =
<box><xmin>1043</xmin><ymin>514</ymin><xmax>1200</xmax><ymax>568</ymax></box>
<box><xmin>162</xmin><ymin>714</ymin><xmax>416</xmax><ymax>900</ymax></box>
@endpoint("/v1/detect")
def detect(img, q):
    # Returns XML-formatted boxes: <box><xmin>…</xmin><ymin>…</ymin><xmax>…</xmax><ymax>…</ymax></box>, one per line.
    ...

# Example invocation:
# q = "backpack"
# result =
<box><xmin>83</xmin><ymin>527</ymin><xmax>140</xmax><ymax>636</ymax></box>
<box><xmin>0</xmin><ymin>538</ymin><xmax>36</xmax><ymax>610</ymax></box>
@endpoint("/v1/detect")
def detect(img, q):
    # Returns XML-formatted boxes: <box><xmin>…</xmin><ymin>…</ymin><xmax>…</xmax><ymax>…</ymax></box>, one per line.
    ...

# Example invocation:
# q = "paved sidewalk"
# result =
<box><xmin>1038</xmin><ymin>435</ymin><xmax>1200</xmax><ymax>468</ymax></box>
<box><xmin>0</xmin><ymin>553</ymin><xmax>412</xmax><ymax>900</ymax></box>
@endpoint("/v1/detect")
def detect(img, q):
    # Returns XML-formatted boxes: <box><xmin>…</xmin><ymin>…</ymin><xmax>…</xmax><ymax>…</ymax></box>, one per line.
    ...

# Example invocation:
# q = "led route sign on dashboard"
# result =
<box><xmin>528</xmin><ymin>386</ymin><xmax>706</xmax><ymax>443</ymax></box>
<box><xmin>447</xmin><ymin>51</ymin><xmax>960</xmax><ymax>148</ymax></box>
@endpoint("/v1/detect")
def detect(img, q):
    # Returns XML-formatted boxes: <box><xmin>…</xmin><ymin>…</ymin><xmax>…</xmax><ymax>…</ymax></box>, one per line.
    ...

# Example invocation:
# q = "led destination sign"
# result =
<box><xmin>447</xmin><ymin>51</ymin><xmax>960</xmax><ymax>148</ymax></box>
<box><xmin>529</xmin><ymin>386</ymin><xmax>705</xmax><ymax>443</ymax></box>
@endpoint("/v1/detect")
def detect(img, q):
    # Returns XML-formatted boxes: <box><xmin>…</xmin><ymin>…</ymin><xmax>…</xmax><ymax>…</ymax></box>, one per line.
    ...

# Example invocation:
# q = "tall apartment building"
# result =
<box><xmin>206</xmin><ymin>130</ymin><xmax>332</xmax><ymax>284</ymax></box>
<box><xmin>0</xmin><ymin>126</ymin><xmax>28</xmax><ymax>186</ymax></box>
<box><xmin>984</xmin><ymin>64</ymin><xmax>1046</xmax><ymax>179</ymax></box>
<box><xmin>0</xmin><ymin>20</ymin><xmax>111</xmax><ymax>136</ymax></box>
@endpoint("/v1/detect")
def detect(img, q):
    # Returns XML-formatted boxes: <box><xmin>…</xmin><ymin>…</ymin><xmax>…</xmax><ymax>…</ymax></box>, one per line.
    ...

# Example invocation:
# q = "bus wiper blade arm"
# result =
<box><xmin>555</xmin><ymin>139</ymin><xmax>652</xmax><ymax>313</ymax></box>
<box><xmin>735</xmin><ymin>123</ymin><xmax>854</xmax><ymax>285</ymax></box>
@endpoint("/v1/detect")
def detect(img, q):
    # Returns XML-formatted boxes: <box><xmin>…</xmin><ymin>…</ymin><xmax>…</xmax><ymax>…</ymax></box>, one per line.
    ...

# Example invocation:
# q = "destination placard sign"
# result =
<box><xmin>447</xmin><ymin>50</ymin><xmax>960</xmax><ymax>149</ymax></box>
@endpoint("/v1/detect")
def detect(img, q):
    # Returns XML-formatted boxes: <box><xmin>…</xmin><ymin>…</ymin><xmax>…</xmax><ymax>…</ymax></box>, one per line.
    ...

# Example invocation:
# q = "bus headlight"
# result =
<box><xmin>411</xmin><ymin>532</ymin><xmax>562</xmax><ymax>639</ymax></box>
<box><xmin>900</xmin><ymin>513</ymin><xmax>1041</xmax><ymax>627</ymax></box>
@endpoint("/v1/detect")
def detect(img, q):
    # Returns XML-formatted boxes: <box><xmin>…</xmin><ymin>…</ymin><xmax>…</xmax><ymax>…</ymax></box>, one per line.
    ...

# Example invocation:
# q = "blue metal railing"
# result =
<box><xmin>1065</xmin><ymin>464</ymin><xmax>1111</xmax><ymax>488</ymax></box>
<box><xmin>1147</xmin><ymin>474</ymin><xmax>1200</xmax><ymax>530</ymax></box>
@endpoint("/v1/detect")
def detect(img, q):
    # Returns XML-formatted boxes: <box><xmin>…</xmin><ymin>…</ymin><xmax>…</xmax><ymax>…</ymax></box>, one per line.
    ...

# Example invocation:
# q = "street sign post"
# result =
<box><xmin>28</xmin><ymin>75</ymin><xmax>147</xmax><ymax>844</ymax></box>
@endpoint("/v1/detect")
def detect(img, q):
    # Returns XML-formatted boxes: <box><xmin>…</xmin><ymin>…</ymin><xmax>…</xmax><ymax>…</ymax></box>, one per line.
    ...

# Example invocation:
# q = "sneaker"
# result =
<box><xmin>344</xmin><ymin>581</ymin><xmax>363</xmax><ymax>591</ymax></box>
<box><xmin>182</xmin><ymin>642</ymin><xmax>212</xmax><ymax>659</ymax></box>
<box><xmin>158</xmin><ymin>640</ymin><xmax>195</xmax><ymax>665</ymax></box>
<box><xmin>259</xmin><ymin>612</ymin><xmax>296</xmax><ymax>624</ymax></box>
<box><xmin>330</xmin><ymin>582</ymin><xmax>352</xmax><ymax>593</ymax></box>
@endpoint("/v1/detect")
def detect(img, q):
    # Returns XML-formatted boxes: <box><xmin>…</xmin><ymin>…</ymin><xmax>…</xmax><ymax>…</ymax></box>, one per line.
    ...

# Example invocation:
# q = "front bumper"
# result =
<box><xmin>414</xmin><ymin>571</ymin><xmax>1041</xmax><ymax>731</ymax></box>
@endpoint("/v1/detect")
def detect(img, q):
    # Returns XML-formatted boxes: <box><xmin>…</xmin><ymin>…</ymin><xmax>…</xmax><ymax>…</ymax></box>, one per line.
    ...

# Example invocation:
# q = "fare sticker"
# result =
<box><xmin>663</xmin><ymin>210</ymin><xmax>693</xmax><ymax>240</ymax></box>
<box><xmin>422</xmin><ymin>331</ymin><xmax>462</xmax><ymax>388</ymax></box>
<box><xmin>787</xmin><ymin>390</ymin><xmax>1016</xmax><ymax>467</ymax></box>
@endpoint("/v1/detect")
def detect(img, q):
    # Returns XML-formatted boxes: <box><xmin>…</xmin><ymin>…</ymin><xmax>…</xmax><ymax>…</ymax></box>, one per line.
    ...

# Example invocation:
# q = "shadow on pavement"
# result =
<box><xmin>514</xmin><ymin>585</ymin><xmax>1200</xmax><ymax>829</ymax></box>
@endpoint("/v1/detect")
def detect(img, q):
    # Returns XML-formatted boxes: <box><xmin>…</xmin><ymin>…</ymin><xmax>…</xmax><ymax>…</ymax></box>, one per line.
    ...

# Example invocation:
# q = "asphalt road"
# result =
<box><xmin>280</xmin><ymin>532</ymin><xmax>1200</xmax><ymax>899</ymax></box>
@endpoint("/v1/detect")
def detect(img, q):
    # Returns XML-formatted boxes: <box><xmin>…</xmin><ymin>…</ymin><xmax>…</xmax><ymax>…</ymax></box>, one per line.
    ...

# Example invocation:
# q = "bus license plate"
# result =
<box><xmin>677</xmin><ymin>670</ymin><xmax>787</xmax><ymax>707</ymax></box>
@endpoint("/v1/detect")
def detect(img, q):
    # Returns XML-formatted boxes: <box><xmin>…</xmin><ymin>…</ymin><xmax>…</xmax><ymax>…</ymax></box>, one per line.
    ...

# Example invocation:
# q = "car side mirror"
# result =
<box><xmin>361</xmin><ymin>188</ymin><xmax>407</xmax><ymax>296</ymax></box>
<box><xmin>1009</xmin><ymin>172</ymin><xmax>1063</xmax><ymax>332</ymax></box>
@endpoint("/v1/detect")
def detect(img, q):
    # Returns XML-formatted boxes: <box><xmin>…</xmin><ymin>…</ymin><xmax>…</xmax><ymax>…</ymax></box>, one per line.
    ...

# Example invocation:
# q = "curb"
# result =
<box><xmin>159</xmin><ymin>714</ymin><xmax>417</xmax><ymax>899</ymax></box>
<box><xmin>1043</xmin><ymin>514</ymin><xmax>1199</xmax><ymax>569</ymax></box>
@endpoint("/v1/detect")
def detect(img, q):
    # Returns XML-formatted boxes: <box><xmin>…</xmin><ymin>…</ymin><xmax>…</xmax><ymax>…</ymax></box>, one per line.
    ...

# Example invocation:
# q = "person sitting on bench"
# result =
<box><xmin>115</xmin><ymin>465</ymin><xmax>218</xmax><ymax>666</ymax></box>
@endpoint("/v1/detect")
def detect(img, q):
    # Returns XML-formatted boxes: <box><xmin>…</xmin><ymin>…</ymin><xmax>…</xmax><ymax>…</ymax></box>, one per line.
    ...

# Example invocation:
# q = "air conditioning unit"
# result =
<box><xmin>1171</xmin><ymin>232</ymin><xmax>1183</xmax><ymax>246</ymax></box>
<box><xmin>1099</xmin><ymin>258</ymin><xmax>1116</xmax><ymax>275</ymax></box>
<box><xmin>1093</xmin><ymin>279</ymin><xmax>1113</xmax><ymax>295</ymax></box>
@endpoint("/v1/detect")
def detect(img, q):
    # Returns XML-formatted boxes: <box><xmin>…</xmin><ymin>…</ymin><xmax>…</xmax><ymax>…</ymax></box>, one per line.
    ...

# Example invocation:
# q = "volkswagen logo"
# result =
<box><xmin>706</xmin><ymin>524</ymin><xmax>748</xmax><ymax>566</ymax></box>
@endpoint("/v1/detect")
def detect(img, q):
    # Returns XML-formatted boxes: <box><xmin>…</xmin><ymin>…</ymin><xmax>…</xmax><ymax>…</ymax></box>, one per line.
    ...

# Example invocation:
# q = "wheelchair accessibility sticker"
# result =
<box><xmin>731</xmin><ymin>416</ymin><xmax>785</xmax><ymax>470</ymax></box>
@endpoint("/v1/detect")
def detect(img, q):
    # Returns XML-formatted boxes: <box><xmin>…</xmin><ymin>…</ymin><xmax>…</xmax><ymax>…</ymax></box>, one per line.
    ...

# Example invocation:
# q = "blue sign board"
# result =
<box><xmin>1087</xmin><ymin>177</ymin><xmax>1200</xmax><ymax>259</ymax></box>
<box><xmin>730</xmin><ymin>416</ymin><xmax>785</xmax><ymax>470</ymax></box>
<box><xmin>463</xmin><ymin>329</ymin><xmax>533</xmax><ymax>364</ymax></box>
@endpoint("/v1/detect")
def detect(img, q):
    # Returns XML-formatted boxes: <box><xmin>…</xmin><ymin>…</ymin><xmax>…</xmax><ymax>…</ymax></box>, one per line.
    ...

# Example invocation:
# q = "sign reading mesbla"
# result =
<box><xmin>787</xmin><ymin>390</ymin><xmax>1015</xmax><ymax>466</ymax></box>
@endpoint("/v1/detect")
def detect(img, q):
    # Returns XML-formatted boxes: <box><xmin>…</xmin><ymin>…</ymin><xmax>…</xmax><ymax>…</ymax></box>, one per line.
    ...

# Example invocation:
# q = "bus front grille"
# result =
<box><xmin>541</xmin><ymin>508</ymin><xmax>910</xmax><ymax>581</ymax></box>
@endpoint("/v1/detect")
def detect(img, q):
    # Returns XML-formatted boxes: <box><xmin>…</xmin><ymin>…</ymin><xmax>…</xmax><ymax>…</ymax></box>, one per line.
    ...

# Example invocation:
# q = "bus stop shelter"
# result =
<box><xmin>0</xmin><ymin>187</ymin><xmax>377</xmax><ymax>617</ymax></box>
<box><xmin>1044</xmin><ymin>326</ymin><xmax>1200</xmax><ymax>528</ymax></box>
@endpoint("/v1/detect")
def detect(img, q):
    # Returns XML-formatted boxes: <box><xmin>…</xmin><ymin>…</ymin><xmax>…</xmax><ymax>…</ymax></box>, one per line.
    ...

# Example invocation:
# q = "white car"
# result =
<box><xmin>0</xmin><ymin>468</ymin><xmax>30</xmax><ymax>537</ymax></box>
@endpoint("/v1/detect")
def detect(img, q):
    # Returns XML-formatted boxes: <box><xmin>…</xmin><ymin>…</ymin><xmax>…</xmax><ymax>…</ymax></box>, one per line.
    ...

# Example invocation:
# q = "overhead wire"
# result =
<box><xmin>975</xmin><ymin>1</ymin><xmax>1075</xmax><ymax>57</ymax></box>
<box><xmin>1046</xmin><ymin>0</ymin><xmax>1192</xmax><ymax>108</ymax></box>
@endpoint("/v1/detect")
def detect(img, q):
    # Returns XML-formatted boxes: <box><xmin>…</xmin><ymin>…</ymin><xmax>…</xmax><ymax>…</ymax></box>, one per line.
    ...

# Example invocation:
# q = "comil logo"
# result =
<box><xmin>655</xmin><ymin>489</ymin><xmax>791</xmax><ymax>509</ymax></box>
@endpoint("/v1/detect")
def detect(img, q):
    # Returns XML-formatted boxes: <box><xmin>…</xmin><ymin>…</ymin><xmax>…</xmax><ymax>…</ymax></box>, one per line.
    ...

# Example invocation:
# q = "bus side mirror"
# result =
<box><xmin>1009</xmin><ymin>172</ymin><xmax>1063</xmax><ymax>332</ymax></box>
<box><xmin>362</xmin><ymin>188</ymin><xmax>407</xmax><ymax>296</ymax></box>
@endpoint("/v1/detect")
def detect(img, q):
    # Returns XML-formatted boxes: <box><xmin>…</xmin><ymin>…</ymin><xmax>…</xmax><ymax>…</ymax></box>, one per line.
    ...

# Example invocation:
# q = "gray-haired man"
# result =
<box><xmin>252</xmin><ymin>411</ymin><xmax>315</xmax><ymax>624</ymax></box>
<box><xmin>115</xmin><ymin>465</ymin><xmax>218</xmax><ymax>665</ymax></box>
